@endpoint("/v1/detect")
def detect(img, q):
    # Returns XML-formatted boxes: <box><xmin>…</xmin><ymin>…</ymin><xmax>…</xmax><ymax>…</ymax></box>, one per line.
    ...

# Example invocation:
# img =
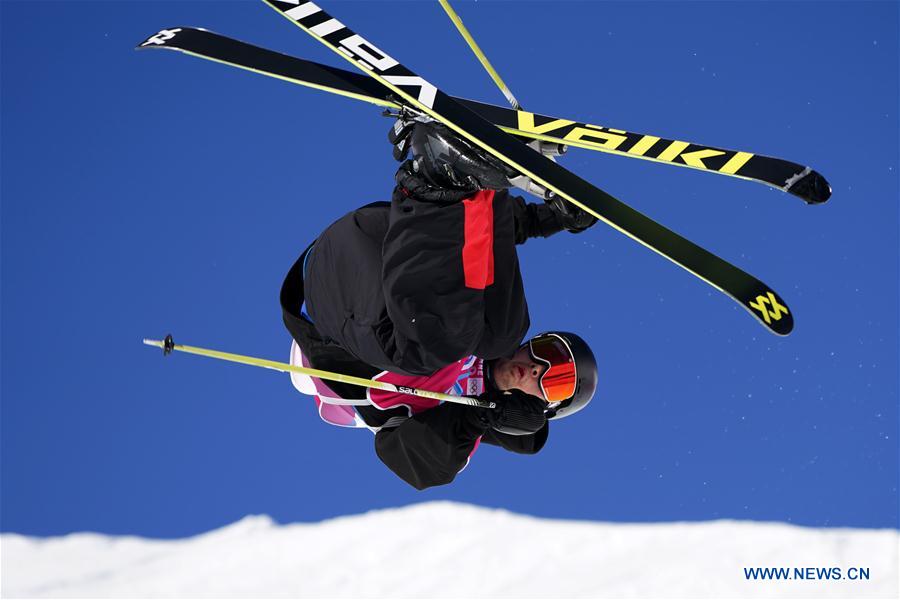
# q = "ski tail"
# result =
<box><xmin>137</xmin><ymin>27</ymin><xmax>398</xmax><ymax>109</ymax></box>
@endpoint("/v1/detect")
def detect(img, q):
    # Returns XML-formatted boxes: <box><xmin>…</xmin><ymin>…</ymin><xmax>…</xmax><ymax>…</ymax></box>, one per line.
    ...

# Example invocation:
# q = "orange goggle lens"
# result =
<box><xmin>529</xmin><ymin>334</ymin><xmax>577</xmax><ymax>403</ymax></box>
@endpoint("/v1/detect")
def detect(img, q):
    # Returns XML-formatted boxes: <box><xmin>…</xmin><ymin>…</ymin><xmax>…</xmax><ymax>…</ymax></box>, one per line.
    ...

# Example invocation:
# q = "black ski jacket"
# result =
<box><xmin>281</xmin><ymin>174</ymin><xmax>563</xmax><ymax>489</ymax></box>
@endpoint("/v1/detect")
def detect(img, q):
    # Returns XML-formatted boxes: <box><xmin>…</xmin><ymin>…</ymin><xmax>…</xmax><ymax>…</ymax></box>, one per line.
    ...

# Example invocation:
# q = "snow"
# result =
<box><xmin>2</xmin><ymin>502</ymin><xmax>897</xmax><ymax>598</ymax></box>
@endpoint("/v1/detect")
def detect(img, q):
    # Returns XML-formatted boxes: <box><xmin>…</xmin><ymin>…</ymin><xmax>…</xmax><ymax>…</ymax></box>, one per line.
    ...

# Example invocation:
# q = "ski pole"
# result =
<box><xmin>142</xmin><ymin>335</ymin><xmax>496</xmax><ymax>409</ymax></box>
<box><xmin>438</xmin><ymin>0</ymin><xmax>521</xmax><ymax>110</ymax></box>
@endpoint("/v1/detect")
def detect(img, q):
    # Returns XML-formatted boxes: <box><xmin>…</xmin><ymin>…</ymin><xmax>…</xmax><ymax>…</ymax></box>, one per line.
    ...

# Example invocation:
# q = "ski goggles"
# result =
<box><xmin>528</xmin><ymin>333</ymin><xmax>577</xmax><ymax>403</ymax></box>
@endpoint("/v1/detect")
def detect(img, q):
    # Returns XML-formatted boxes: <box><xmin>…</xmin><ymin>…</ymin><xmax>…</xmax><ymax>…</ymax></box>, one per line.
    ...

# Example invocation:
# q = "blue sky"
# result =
<box><xmin>2</xmin><ymin>1</ymin><xmax>897</xmax><ymax>538</ymax></box>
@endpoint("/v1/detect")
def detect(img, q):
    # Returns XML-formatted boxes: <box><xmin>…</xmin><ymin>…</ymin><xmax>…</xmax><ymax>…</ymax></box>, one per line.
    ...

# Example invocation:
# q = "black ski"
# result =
<box><xmin>137</xmin><ymin>26</ymin><xmax>830</xmax><ymax>205</ymax></box>
<box><xmin>250</xmin><ymin>0</ymin><xmax>794</xmax><ymax>336</ymax></box>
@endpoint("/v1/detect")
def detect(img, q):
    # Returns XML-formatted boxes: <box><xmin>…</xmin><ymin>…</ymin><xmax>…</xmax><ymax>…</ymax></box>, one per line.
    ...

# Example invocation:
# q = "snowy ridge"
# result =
<box><xmin>2</xmin><ymin>501</ymin><xmax>897</xmax><ymax>598</ymax></box>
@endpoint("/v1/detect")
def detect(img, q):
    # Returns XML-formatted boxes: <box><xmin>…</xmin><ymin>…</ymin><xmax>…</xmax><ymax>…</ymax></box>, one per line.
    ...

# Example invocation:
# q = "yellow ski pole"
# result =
<box><xmin>436</xmin><ymin>1</ymin><xmax>567</xmax><ymax>169</ymax></box>
<box><xmin>438</xmin><ymin>0</ymin><xmax>522</xmax><ymax>110</ymax></box>
<box><xmin>142</xmin><ymin>335</ymin><xmax>496</xmax><ymax>409</ymax></box>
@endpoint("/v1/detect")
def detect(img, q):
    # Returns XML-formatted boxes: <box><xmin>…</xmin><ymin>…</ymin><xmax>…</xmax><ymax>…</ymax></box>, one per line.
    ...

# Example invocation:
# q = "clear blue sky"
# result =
<box><xmin>2</xmin><ymin>1</ymin><xmax>897</xmax><ymax>538</ymax></box>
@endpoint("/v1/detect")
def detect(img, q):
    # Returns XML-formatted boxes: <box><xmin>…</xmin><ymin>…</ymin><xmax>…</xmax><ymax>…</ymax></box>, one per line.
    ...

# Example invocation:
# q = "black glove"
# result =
<box><xmin>470</xmin><ymin>388</ymin><xmax>548</xmax><ymax>436</ymax></box>
<box><xmin>394</xmin><ymin>161</ymin><xmax>471</xmax><ymax>205</ymax></box>
<box><xmin>545</xmin><ymin>193</ymin><xmax>598</xmax><ymax>234</ymax></box>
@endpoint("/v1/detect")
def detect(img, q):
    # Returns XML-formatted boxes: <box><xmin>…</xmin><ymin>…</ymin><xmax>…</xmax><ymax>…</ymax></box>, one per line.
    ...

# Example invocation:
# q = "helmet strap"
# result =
<box><xmin>482</xmin><ymin>359</ymin><xmax>500</xmax><ymax>393</ymax></box>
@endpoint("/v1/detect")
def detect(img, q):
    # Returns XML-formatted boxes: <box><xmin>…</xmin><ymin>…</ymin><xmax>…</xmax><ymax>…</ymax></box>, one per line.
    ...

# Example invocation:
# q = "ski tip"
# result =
<box><xmin>790</xmin><ymin>169</ymin><xmax>832</xmax><ymax>205</ymax></box>
<box><xmin>745</xmin><ymin>289</ymin><xmax>794</xmax><ymax>336</ymax></box>
<box><xmin>771</xmin><ymin>318</ymin><xmax>794</xmax><ymax>337</ymax></box>
<box><xmin>142</xmin><ymin>338</ymin><xmax>162</xmax><ymax>347</ymax></box>
<box><xmin>136</xmin><ymin>27</ymin><xmax>188</xmax><ymax>50</ymax></box>
<box><xmin>807</xmin><ymin>171</ymin><xmax>832</xmax><ymax>204</ymax></box>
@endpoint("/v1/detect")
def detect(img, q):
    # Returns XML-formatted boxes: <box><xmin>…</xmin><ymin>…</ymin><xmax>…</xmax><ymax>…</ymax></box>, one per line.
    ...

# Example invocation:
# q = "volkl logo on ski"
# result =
<box><xmin>141</xmin><ymin>28</ymin><xmax>182</xmax><ymax>47</ymax></box>
<box><xmin>516</xmin><ymin>111</ymin><xmax>755</xmax><ymax>174</ymax></box>
<box><xmin>748</xmin><ymin>292</ymin><xmax>789</xmax><ymax>324</ymax></box>
<box><xmin>272</xmin><ymin>0</ymin><xmax>437</xmax><ymax>107</ymax></box>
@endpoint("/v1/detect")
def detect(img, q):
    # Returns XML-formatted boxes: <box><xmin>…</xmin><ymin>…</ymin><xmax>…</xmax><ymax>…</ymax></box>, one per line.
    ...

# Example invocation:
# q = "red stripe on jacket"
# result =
<box><xmin>461</xmin><ymin>190</ymin><xmax>495</xmax><ymax>290</ymax></box>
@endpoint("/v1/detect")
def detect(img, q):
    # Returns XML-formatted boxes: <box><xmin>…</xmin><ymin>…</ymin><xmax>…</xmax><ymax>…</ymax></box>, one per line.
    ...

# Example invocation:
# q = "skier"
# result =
<box><xmin>280</xmin><ymin>120</ymin><xmax>599</xmax><ymax>490</ymax></box>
